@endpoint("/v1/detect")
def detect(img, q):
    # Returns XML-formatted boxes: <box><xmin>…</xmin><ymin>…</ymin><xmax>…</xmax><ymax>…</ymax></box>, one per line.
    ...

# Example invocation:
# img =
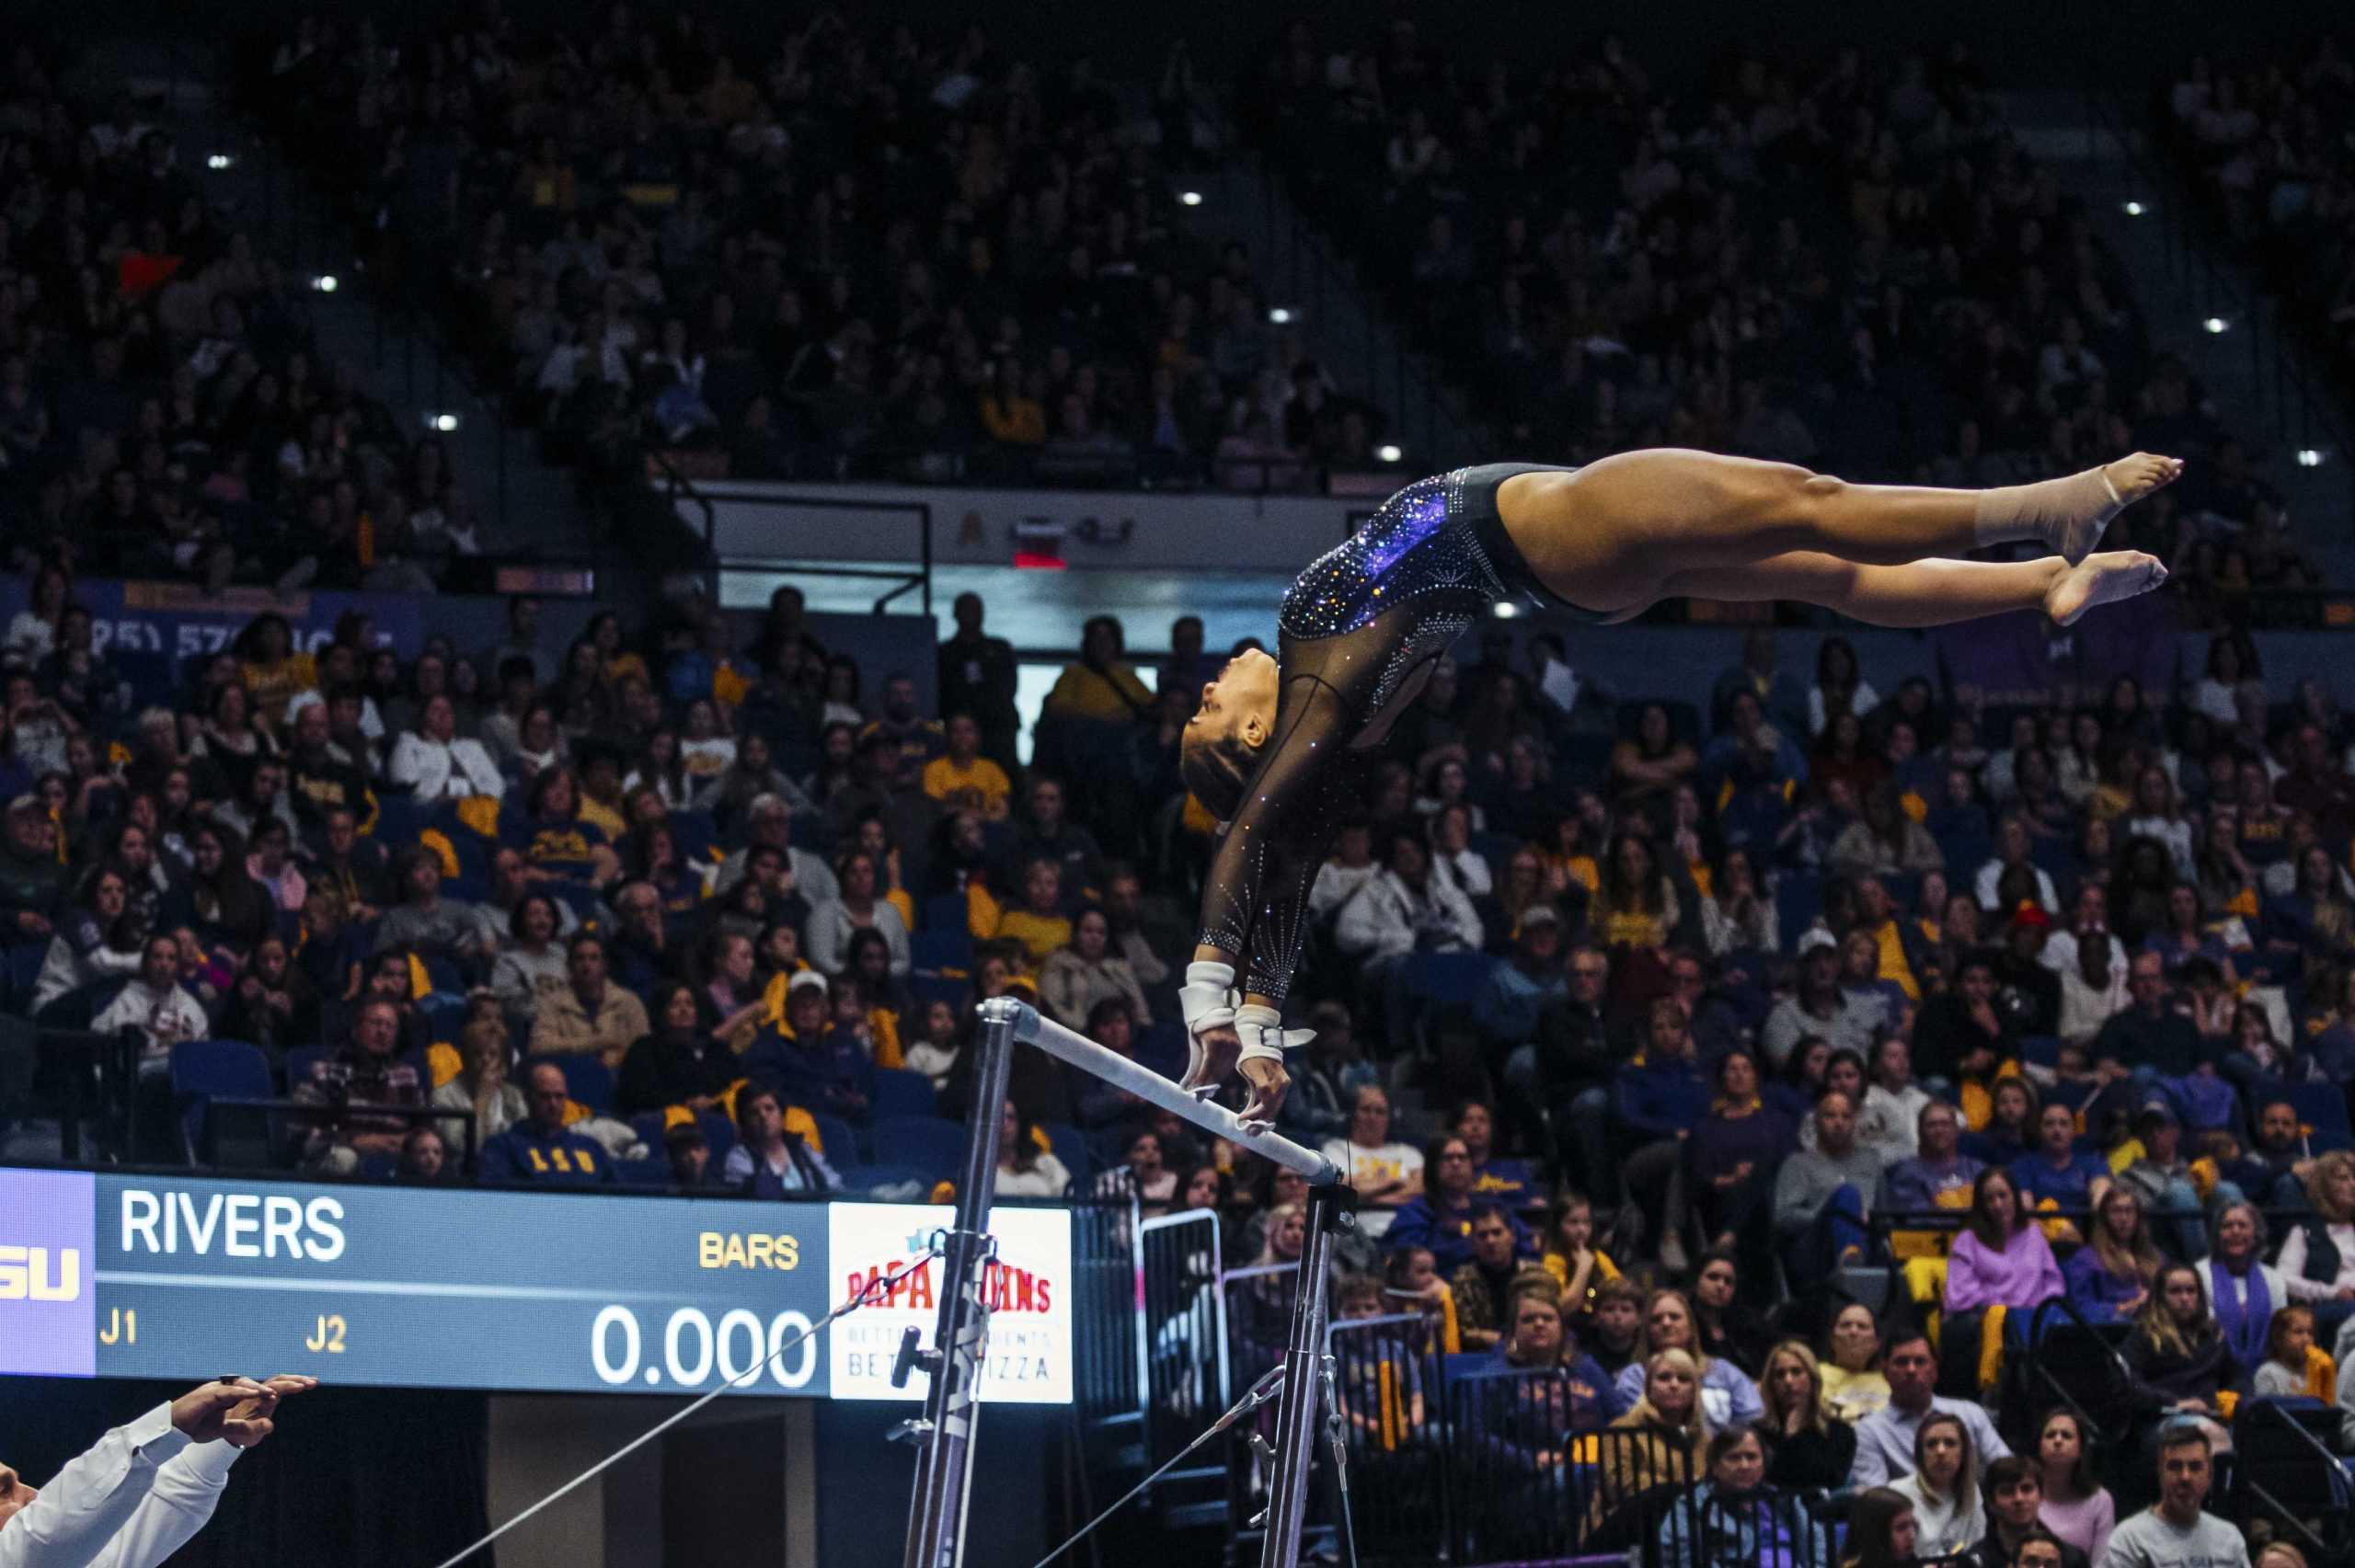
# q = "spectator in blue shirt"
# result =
<box><xmin>2008</xmin><ymin>1102</ymin><xmax>2108</xmax><ymax>1223</ymax></box>
<box><xmin>742</xmin><ymin>970</ymin><xmax>874</xmax><ymax>1122</ymax></box>
<box><xmin>1473</xmin><ymin>905</ymin><xmax>1568</xmax><ymax>1045</ymax></box>
<box><xmin>1387</xmin><ymin>1134</ymin><xmax>1531</xmax><ymax>1278</ymax></box>
<box><xmin>479</xmin><ymin>1061</ymin><xmax>615</xmax><ymax>1185</ymax></box>
<box><xmin>1453</xmin><ymin>1099</ymin><xmax>1536</xmax><ymax>1212</ymax></box>
<box><xmin>1614</xmin><ymin>998</ymin><xmax>1711</xmax><ymax>1254</ymax></box>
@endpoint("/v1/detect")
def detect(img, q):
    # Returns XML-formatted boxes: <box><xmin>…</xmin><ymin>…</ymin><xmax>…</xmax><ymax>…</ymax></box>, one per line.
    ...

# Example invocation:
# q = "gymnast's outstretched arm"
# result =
<box><xmin>1182</xmin><ymin>674</ymin><xmax>1371</xmax><ymax>1126</ymax></box>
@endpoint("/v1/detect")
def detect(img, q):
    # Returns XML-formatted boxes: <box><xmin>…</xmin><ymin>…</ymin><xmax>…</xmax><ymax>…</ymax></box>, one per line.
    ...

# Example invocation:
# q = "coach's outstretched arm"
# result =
<box><xmin>0</xmin><ymin>1374</ymin><xmax>317</xmax><ymax>1568</ymax></box>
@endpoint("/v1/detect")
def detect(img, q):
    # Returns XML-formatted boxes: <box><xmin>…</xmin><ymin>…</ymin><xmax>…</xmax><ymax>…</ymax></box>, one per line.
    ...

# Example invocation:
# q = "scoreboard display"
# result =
<box><xmin>0</xmin><ymin>1170</ymin><xmax>1072</xmax><ymax>1404</ymax></box>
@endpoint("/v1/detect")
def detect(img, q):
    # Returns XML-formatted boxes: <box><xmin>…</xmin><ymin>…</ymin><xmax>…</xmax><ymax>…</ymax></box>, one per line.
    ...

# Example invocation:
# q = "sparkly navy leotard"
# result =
<box><xmin>1196</xmin><ymin>463</ymin><xmax>1608</xmax><ymax>1001</ymax></box>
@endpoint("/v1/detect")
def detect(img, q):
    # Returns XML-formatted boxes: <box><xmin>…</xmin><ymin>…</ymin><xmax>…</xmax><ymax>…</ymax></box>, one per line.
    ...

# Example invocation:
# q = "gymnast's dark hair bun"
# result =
<box><xmin>1181</xmin><ymin>730</ymin><xmax>1252</xmax><ymax>824</ymax></box>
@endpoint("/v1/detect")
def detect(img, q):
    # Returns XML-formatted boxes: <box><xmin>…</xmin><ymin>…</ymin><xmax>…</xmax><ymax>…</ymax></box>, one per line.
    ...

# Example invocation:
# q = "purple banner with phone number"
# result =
<box><xmin>0</xmin><ymin>578</ymin><xmax>430</xmax><ymax>666</ymax></box>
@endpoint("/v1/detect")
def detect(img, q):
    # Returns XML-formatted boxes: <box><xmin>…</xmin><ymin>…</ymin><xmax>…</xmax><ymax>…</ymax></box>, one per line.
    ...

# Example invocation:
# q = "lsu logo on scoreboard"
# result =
<box><xmin>0</xmin><ymin>1243</ymin><xmax>81</xmax><ymax>1300</ymax></box>
<box><xmin>0</xmin><ymin>1167</ymin><xmax>98</xmax><ymax>1377</ymax></box>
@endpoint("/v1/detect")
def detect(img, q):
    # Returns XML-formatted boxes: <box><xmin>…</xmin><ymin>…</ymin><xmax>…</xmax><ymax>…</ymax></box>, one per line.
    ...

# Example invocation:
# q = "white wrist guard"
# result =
<box><xmin>1178</xmin><ymin>961</ymin><xmax>1238</xmax><ymax>1093</ymax></box>
<box><xmin>1234</xmin><ymin>1004</ymin><xmax>1315</xmax><ymax>1067</ymax></box>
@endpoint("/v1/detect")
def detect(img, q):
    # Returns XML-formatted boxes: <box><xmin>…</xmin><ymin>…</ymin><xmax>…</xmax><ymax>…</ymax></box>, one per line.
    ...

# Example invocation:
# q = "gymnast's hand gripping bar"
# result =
<box><xmin>979</xmin><ymin>997</ymin><xmax>1348</xmax><ymax>1187</ymax></box>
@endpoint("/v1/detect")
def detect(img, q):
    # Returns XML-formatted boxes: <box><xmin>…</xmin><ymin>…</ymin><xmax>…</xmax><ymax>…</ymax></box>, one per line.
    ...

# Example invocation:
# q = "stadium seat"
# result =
<box><xmin>547</xmin><ymin>1053</ymin><xmax>614</xmax><ymax>1114</ymax></box>
<box><xmin>911</xmin><ymin>928</ymin><xmax>972</xmax><ymax>975</ymax></box>
<box><xmin>616</xmin><ymin>1156</ymin><xmax>672</xmax><ymax>1186</ymax></box>
<box><xmin>1395</xmin><ymin>951</ymin><xmax>1496</xmax><ymax>1008</ymax></box>
<box><xmin>872</xmin><ymin>1067</ymin><xmax>936</xmax><ymax>1120</ymax></box>
<box><xmin>4</xmin><ymin>945</ymin><xmax>43</xmax><ymax>1008</ymax></box>
<box><xmin>355</xmin><ymin>1151</ymin><xmax>400</xmax><ymax>1182</ymax></box>
<box><xmin>923</xmin><ymin>893</ymin><xmax>971</xmax><ymax>934</ymax></box>
<box><xmin>805</xmin><ymin>1110</ymin><xmax>861</xmax><ymax>1166</ymax></box>
<box><xmin>1777</xmin><ymin>874</ymin><xmax>1822</xmax><ymax>951</ymax></box>
<box><xmin>1039</xmin><ymin>1121</ymin><xmax>1092</xmax><ymax>1185</ymax></box>
<box><xmin>168</xmin><ymin>1040</ymin><xmax>273</xmax><ymax>1164</ymax></box>
<box><xmin>2287</xmin><ymin>1082</ymin><xmax>2352</xmax><ymax>1150</ymax></box>
<box><xmin>696</xmin><ymin>1108</ymin><xmax>738</xmax><ymax>1169</ymax></box>
<box><xmin>911</xmin><ymin>974</ymin><xmax>967</xmax><ymax>1013</ymax></box>
<box><xmin>870</xmin><ymin>1116</ymin><xmax>968</xmax><ymax>1181</ymax></box>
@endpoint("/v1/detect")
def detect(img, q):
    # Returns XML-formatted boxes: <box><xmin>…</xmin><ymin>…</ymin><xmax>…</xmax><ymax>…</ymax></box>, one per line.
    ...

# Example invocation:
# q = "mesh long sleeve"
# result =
<box><xmin>1194</xmin><ymin>672</ymin><xmax>1373</xmax><ymax>1004</ymax></box>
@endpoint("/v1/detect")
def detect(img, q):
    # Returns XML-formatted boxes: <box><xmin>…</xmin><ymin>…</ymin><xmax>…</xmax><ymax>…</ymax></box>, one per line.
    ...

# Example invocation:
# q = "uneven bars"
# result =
<box><xmin>982</xmin><ymin>998</ymin><xmax>1346</xmax><ymax>1187</ymax></box>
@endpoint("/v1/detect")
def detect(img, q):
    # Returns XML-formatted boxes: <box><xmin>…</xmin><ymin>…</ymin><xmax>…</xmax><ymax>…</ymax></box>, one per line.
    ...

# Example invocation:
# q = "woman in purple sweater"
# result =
<box><xmin>2060</xmin><ymin>1186</ymin><xmax>2162</xmax><ymax>1323</ymax></box>
<box><xmin>1940</xmin><ymin>1168</ymin><xmax>2063</xmax><ymax>1395</ymax></box>
<box><xmin>1692</xmin><ymin>1048</ymin><xmax>1796</xmax><ymax>1255</ymax></box>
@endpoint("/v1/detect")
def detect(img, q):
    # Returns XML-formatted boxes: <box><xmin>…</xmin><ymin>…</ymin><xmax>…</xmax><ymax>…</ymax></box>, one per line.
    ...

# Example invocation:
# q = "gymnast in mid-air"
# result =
<box><xmin>1173</xmin><ymin>446</ymin><xmax>2180</xmax><ymax>1127</ymax></box>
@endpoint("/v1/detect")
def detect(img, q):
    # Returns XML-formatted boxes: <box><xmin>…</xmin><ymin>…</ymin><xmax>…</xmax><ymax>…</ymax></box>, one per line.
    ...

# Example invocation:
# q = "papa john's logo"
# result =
<box><xmin>0</xmin><ymin>1243</ymin><xmax>80</xmax><ymax>1299</ymax></box>
<box><xmin>0</xmin><ymin>1168</ymin><xmax>98</xmax><ymax>1377</ymax></box>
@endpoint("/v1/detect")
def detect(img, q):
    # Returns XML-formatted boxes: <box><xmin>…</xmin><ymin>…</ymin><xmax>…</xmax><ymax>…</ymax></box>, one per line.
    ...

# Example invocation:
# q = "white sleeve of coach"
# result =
<box><xmin>0</xmin><ymin>1404</ymin><xmax>190</xmax><ymax>1568</ymax></box>
<box><xmin>85</xmin><ymin>1438</ymin><xmax>240</xmax><ymax>1568</ymax></box>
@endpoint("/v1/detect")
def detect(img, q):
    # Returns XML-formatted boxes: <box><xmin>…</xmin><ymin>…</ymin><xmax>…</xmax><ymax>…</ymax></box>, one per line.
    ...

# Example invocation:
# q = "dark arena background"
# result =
<box><xmin>10</xmin><ymin>0</ymin><xmax>2355</xmax><ymax>1563</ymax></box>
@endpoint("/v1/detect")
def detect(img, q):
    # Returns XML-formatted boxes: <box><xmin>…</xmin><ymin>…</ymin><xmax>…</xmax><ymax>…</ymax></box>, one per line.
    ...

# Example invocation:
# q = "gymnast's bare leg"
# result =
<box><xmin>1502</xmin><ymin>447</ymin><xmax>2178</xmax><ymax>626</ymax></box>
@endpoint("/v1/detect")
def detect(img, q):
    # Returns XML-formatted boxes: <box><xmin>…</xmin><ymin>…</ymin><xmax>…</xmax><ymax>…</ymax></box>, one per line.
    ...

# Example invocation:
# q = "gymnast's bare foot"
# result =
<box><xmin>2046</xmin><ymin>550</ymin><xmax>2168</xmax><ymax>627</ymax></box>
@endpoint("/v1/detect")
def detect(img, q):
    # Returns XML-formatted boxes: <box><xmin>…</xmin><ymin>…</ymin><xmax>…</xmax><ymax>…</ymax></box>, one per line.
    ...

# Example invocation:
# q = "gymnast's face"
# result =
<box><xmin>1186</xmin><ymin>648</ymin><xmax>1279</xmax><ymax>754</ymax></box>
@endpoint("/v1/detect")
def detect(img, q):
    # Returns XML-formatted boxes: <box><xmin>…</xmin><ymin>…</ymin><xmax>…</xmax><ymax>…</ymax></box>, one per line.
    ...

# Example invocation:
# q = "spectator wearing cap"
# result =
<box><xmin>0</xmin><ymin>794</ymin><xmax>63</xmax><ymax>949</ymax></box>
<box><xmin>2116</xmin><ymin>1098</ymin><xmax>2209</xmax><ymax>1260</ymax></box>
<box><xmin>1989</xmin><ymin>902</ymin><xmax>2062</xmax><ymax>1038</ymax></box>
<box><xmin>1473</xmin><ymin>903</ymin><xmax>1567</xmax><ymax>1044</ymax></box>
<box><xmin>479</xmin><ymin>1061</ymin><xmax>615</xmax><ymax>1186</ymax></box>
<box><xmin>1762</xmin><ymin>933</ymin><xmax>1881</xmax><ymax>1070</ymax></box>
<box><xmin>741</xmin><ymin>970</ymin><xmax>873</xmax><ymax>1123</ymax></box>
<box><xmin>722</xmin><ymin>1084</ymin><xmax>839</xmax><ymax>1196</ymax></box>
<box><xmin>527</xmin><ymin>933</ymin><xmax>650</xmax><ymax>1070</ymax></box>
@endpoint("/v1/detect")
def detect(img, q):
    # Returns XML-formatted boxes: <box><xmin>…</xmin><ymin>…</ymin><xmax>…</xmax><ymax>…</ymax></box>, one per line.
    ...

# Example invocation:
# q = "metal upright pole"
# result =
<box><xmin>902</xmin><ymin>997</ymin><xmax>1016</xmax><ymax>1568</ymax></box>
<box><xmin>1258</xmin><ymin>1183</ymin><xmax>1352</xmax><ymax>1568</ymax></box>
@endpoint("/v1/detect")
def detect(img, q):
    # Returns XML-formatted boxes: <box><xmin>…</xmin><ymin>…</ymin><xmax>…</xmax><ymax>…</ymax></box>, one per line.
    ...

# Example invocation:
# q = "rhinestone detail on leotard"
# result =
<box><xmin>1277</xmin><ymin>468</ymin><xmax>1509</xmax><ymax>644</ymax></box>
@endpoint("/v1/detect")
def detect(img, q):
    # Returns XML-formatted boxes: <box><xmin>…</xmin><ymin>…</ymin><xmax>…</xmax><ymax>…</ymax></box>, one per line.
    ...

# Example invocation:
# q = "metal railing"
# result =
<box><xmin>1137</xmin><ymin>1209</ymin><xmax>1229</xmax><ymax>1468</ymax></box>
<box><xmin>689</xmin><ymin>489</ymin><xmax>935</xmax><ymax>616</ymax></box>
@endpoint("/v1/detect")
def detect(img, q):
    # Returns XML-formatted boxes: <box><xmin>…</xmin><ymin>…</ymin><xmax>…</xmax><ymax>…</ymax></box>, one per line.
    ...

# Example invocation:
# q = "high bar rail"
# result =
<box><xmin>994</xmin><ymin>1000</ymin><xmax>1346</xmax><ymax>1186</ymax></box>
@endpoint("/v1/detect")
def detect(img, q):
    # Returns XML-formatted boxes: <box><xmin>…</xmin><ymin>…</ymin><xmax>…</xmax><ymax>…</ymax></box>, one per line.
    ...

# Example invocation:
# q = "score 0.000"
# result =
<box><xmin>590</xmin><ymin>1304</ymin><xmax>820</xmax><ymax>1391</ymax></box>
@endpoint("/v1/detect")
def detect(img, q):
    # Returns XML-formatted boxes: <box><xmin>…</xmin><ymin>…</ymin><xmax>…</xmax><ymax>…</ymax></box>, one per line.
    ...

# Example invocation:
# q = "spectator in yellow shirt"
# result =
<box><xmin>1042</xmin><ymin>615</ymin><xmax>1153</xmax><ymax>724</ymax></box>
<box><xmin>994</xmin><ymin>857</ymin><xmax>1074</xmax><ymax>969</ymax></box>
<box><xmin>922</xmin><ymin>713</ymin><xmax>1012</xmax><ymax>819</ymax></box>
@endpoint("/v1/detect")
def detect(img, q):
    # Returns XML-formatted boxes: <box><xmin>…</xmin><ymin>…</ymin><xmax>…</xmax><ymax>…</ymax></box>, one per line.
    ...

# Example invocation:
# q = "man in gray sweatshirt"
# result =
<box><xmin>2097</xmin><ymin>1423</ymin><xmax>2249</xmax><ymax>1568</ymax></box>
<box><xmin>1772</xmin><ymin>1090</ymin><xmax>1885</xmax><ymax>1278</ymax></box>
